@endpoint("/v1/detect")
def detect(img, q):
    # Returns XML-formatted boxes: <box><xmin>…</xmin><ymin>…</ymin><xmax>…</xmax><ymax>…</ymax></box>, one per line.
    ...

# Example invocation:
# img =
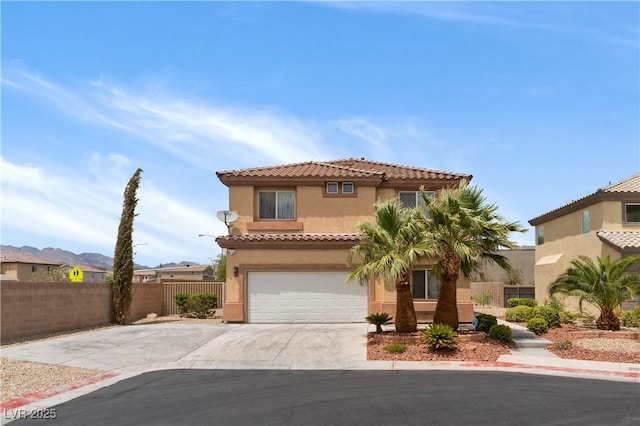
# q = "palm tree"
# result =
<box><xmin>347</xmin><ymin>200</ymin><xmax>430</xmax><ymax>333</ymax></box>
<box><xmin>549</xmin><ymin>255</ymin><xmax>640</xmax><ymax>331</ymax></box>
<box><xmin>420</xmin><ymin>181</ymin><xmax>525</xmax><ymax>330</ymax></box>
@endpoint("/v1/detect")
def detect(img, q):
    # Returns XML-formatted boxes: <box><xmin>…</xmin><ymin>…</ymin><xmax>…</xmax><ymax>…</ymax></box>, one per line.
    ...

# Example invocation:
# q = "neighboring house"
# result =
<box><xmin>60</xmin><ymin>264</ymin><xmax>108</xmax><ymax>283</ymax></box>
<box><xmin>133</xmin><ymin>264</ymin><xmax>215</xmax><ymax>283</ymax></box>
<box><xmin>474</xmin><ymin>246</ymin><xmax>535</xmax><ymax>285</ymax></box>
<box><xmin>529</xmin><ymin>173</ymin><xmax>640</xmax><ymax>310</ymax></box>
<box><xmin>0</xmin><ymin>251</ymin><xmax>61</xmax><ymax>281</ymax></box>
<box><xmin>215</xmin><ymin>158</ymin><xmax>473</xmax><ymax>324</ymax></box>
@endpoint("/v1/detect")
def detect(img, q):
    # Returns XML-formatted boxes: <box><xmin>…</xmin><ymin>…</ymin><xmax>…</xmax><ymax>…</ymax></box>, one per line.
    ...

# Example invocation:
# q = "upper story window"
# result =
<box><xmin>398</xmin><ymin>191</ymin><xmax>434</xmax><ymax>208</ymax></box>
<box><xmin>537</xmin><ymin>226</ymin><xmax>545</xmax><ymax>245</ymax></box>
<box><xmin>581</xmin><ymin>210</ymin><xmax>590</xmax><ymax>234</ymax></box>
<box><xmin>326</xmin><ymin>182</ymin><xmax>339</xmax><ymax>194</ymax></box>
<box><xmin>325</xmin><ymin>182</ymin><xmax>355</xmax><ymax>196</ymax></box>
<box><xmin>625</xmin><ymin>203</ymin><xmax>640</xmax><ymax>224</ymax></box>
<box><xmin>411</xmin><ymin>269</ymin><xmax>441</xmax><ymax>299</ymax></box>
<box><xmin>258</xmin><ymin>190</ymin><xmax>295</xmax><ymax>220</ymax></box>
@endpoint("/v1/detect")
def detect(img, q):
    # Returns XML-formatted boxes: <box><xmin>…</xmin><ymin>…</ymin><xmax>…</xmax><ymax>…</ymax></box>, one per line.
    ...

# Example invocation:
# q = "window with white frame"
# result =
<box><xmin>258</xmin><ymin>190</ymin><xmax>295</xmax><ymax>220</ymax></box>
<box><xmin>326</xmin><ymin>182</ymin><xmax>339</xmax><ymax>194</ymax></box>
<box><xmin>411</xmin><ymin>269</ymin><xmax>441</xmax><ymax>299</ymax></box>
<box><xmin>325</xmin><ymin>182</ymin><xmax>354</xmax><ymax>195</ymax></box>
<box><xmin>625</xmin><ymin>203</ymin><xmax>640</xmax><ymax>224</ymax></box>
<box><xmin>398</xmin><ymin>191</ymin><xmax>434</xmax><ymax>209</ymax></box>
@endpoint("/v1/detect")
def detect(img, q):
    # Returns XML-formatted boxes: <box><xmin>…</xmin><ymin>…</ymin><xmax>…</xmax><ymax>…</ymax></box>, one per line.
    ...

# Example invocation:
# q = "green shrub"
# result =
<box><xmin>472</xmin><ymin>292</ymin><xmax>493</xmax><ymax>306</ymax></box>
<box><xmin>527</xmin><ymin>317</ymin><xmax>548</xmax><ymax>335</ymax></box>
<box><xmin>488</xmin><ymin>324</ymin><xmax>513</xmax><ymax>343</ymax></box>
<box><xmin>365</xmin><ymin>312</ymin><xmax>393</xmax><ymax>333</ymax></box>
<box><xmin>505</xmin><ymin>305</ymin><xmax>534</xmax><ymax>322</ymax></box>
<box><xmin>531</xmin><ymin>306</ymin><xmax>561</xmax><ymax>329</ymax></box>
<box><xmin>475</xmin><ymin>313</ymin><xmax>498</xmax><ymax>333</ymax></box>
<box><xmin>559</xmin><ymin>310</ymin><xmax>578</xmax><ymax>324</ymax></box>
<box><xmin>174</xmin><ymin>293</ymin><xmax>217</xmax><ymax>319</ymax></box>
<box><xmin>421</xmin><ymin>323</ymin><xmax>459</xmax><ymax>351</ymax></box>
<box><xmin>383</xmin><ymin>342</ymin><xmax>407</xmax><ymax>354</ymax></box>
<box><xmin>507</xmin><ymin>298</ymin><xmax>538</xmax><ymax>308</ymax></box>
<box><xmin>621</xmin><ymin>308</ymin><xmax>640</xmax><ymax>328</ymax></box>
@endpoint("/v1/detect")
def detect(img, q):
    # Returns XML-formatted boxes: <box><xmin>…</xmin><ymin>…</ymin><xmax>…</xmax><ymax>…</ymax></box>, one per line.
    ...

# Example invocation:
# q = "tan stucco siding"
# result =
<box><xmin>601</xmin><ymin>200</ymin><xmax>633</xmax><ymax>229</ymax></box>
<box><xmin>1</xmin><ymin>264</ymin><xmax>19</xmax><ymax>280</ymax></box>
<box><xmin>296</xmin><ymin>186</ymin><xmax>377</xmax><ymax>233</ymax></box>
<box><xmin>228</xmin><ymin>185</ymin><xmax>254</xmax><ymax>234</ymax></box>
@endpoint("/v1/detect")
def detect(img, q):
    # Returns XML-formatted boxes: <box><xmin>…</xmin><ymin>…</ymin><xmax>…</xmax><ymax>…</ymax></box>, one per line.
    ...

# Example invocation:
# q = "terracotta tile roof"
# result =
<box><xmin>0</xmin><ymin>251</ymin><xmax>61</xmax><ymax>265</ymax></box>
<box><xmin>217</xmin><ymin>233</ymin><xmax>361</xmax><ymax>243</ymax></box>
<box><xmin>598</xmin><ymin>173</ymin><xmax>640</xmax><ymax>193</ymax></box>
<box><xmin>216</xmin><ymin>233</ymin><xmax>362</xmax><ymax>248</ymax></box>
<box><xmin>323</xmin><ymin>158</ymin><xmax>471</xmax><ymax>181</ymax></box>
<box><xmin>597</xmin><ymin>231</ymin><xmax>640</xmax><ymax>253</ymax></box>
<box><xmin>217</xmin><ymin>158</ymin><xmax>470</xmax><ymax>184</ymax></box>
<box><xmin>529</xmin><ymin>173</ymin><xmax>640</xmax><ymax>225</ymax></box>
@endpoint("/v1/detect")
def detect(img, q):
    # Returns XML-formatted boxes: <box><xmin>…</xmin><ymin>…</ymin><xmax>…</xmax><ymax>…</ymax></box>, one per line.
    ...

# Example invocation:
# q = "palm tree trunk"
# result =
<box><xmin>433</xmin><ymin>252</ymin><xmax>460</xmax><ymax>330</ymax></box>
<box><xmin>395</xmin><ymin>277</ymin><xmax>417</xmax><ymax>333</ymax></box>
<box><xmin>596</xmin><ymin>309</ymin><xmax>620</xmax><ymax>331</ymax></box>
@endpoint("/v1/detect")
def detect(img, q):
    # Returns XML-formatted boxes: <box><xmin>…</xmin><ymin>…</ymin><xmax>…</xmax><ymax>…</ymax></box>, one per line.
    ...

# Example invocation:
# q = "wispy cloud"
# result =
<box><xmin>1</xmin><ymin>155</ymin><xmax>221</xmax><ymax>266</ymax></box>
<box><xmin>3</xmin><ymin>68</ymin><xmax>330</xmax><ymax>170</ymax></box>
<box><xmin>320</xmin><ymin>2</ymin><xmax>639</xmax><ymax>48</ymax></box>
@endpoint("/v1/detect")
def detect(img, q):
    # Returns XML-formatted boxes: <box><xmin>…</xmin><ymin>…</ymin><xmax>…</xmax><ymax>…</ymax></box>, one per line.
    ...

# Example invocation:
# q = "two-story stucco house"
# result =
<box><xmin>215</xmin><ymin>158</ymin><xmax>475</xmax><ymax>324</ymax></box>
<box><xmin>528</xmin><ymin>173</ymin><xmax>640</xmax><ymax>310</ymax></box>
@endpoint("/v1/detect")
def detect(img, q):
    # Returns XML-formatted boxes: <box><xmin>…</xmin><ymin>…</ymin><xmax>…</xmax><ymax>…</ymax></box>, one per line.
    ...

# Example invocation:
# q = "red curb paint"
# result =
<box><xmin>1</xmin><ymin>372</ymin><xmax>118</xmax><ymax>411</ymax></box>
<box><xmin>461</xmin><ymin>361</ymin><xmax>640</xmax><ymax>379</ymax></box>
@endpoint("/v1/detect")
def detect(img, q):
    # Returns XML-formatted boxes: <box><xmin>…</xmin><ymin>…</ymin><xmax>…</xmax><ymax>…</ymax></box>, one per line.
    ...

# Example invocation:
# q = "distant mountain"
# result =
<box><xmin>0</xmin><ymin>245</ymin><xmax>150</xmax><ymax>270</ymax></box>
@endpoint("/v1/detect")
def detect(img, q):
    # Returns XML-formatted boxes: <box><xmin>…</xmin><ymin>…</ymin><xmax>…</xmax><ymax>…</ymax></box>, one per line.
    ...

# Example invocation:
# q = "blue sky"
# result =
<box><xmin>2</xmin><ymin>1</ymin><xmax>639</xmax><ymax>268</ymax></box>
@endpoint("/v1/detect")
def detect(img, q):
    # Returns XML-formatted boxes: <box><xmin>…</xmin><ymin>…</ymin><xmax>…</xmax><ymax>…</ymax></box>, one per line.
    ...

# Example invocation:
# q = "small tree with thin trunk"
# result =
<box><xmin>112</xmin><ymin>168</ymin><xmax>143</xmax><ymax>325</ymax></box>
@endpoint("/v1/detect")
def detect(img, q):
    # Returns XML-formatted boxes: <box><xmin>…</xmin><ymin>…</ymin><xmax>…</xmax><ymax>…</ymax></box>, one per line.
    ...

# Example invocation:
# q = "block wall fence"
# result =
<box><xmin>0</xmin><ymin>281</ymin><xmax>223</xmax><ymax>343</ymax></box>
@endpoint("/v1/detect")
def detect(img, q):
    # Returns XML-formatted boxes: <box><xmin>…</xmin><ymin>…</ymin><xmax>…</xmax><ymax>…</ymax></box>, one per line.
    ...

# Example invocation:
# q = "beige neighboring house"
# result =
<box><xmin>529</xmin><ymin>173</ymin><xmax>640</xmax><ymax>310</ymax></box>
<box><xmin>133</xmin><ymin>264</ymin><xmax>215</xmax><ymax>283</ymax></box>
<box><xmin>215</xmin><ymin>158</ymin><xmax>474</xmax><ymax>324</ymax></box>
<box><xmin>60</xmin><ymin>264</ymin><xmax>108</xmax><ymax>283</ymax></box>
<box><xmin>0</xmin><ymin>251</ymin><xmax>61</xmax><ymax>281</ymax></box>
<box><xmin>474</xmin><ymin>246</ymin><xmax>535</xmax><ymax>285</ymax></box>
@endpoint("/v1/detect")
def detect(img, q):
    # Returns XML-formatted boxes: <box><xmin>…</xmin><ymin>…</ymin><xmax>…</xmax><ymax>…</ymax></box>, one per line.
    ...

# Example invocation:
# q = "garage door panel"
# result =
<box><xmin>248</xmin><ymin>271</ymin><xmax>367</xmax><ymax>323</ymax></box>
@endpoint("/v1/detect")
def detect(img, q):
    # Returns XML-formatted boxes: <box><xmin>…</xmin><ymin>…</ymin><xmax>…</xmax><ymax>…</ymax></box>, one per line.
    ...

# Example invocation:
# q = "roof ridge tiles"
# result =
<box><xmin>598</xmin><ymin>173</ymin><xmax>640</xmax><ymax>193</ymax></box>
<box><xmin>323</xmin><ymin>157</ymin><xmax>470</xmax><ymax>178</ymax></box>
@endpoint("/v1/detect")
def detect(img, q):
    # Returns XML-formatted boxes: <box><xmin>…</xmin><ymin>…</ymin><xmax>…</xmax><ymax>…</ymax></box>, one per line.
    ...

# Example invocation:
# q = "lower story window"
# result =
<box><xmin>411</xmin><ymin>269</ymin><xmax>441</xmax><ymax>299</ymax></box>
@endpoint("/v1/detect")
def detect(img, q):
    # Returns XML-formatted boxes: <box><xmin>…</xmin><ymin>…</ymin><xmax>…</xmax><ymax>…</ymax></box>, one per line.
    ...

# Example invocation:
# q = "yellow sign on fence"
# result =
<box><xmin>69</xmin><ymin>266</ymin><xmax>83</xmax><ymax>282</ymax></box>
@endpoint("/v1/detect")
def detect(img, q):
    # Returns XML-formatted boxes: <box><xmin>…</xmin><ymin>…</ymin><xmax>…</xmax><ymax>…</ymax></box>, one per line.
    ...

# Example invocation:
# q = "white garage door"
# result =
<box><xmin>247</xmin><ymin>271</ymin><xmax>367</xmax><ymax>323</ymax></box>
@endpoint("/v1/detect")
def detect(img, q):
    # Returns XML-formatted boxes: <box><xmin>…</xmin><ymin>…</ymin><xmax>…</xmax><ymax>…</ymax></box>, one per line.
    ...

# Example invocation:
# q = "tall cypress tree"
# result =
<box><xmin>112</xmin><ymin>168</ymin><xmax>143</xmax><ymax>325</ymax></box>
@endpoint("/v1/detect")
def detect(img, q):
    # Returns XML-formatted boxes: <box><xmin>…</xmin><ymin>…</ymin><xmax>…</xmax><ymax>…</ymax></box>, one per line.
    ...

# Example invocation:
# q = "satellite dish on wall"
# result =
<box><xmin>217</xmin><ymin>210</ymin><xmax>239</xmax><ymax>230</ymax></box>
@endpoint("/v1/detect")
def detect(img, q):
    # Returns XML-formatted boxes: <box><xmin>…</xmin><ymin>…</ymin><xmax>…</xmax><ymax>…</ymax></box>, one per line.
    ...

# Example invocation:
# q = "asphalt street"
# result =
<box><xmin>8</xmin><ymin>370</ymin><xmax>640</xmax><ymax>426</ymax></box>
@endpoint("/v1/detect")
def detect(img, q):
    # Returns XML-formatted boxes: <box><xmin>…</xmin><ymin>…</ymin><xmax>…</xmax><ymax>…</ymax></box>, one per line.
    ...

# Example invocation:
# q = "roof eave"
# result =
<box><xmin>529</xmin><ymin>192</ymin><xmax>640</xmax><ymax>226</ymax></box>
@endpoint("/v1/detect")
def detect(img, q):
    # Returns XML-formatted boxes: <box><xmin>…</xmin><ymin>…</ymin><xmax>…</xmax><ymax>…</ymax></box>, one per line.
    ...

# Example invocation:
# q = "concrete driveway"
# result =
<box><xmin>1</xmin><ymin>323</ymin><xmax>369</xmax><ymax>371</ymax></box>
